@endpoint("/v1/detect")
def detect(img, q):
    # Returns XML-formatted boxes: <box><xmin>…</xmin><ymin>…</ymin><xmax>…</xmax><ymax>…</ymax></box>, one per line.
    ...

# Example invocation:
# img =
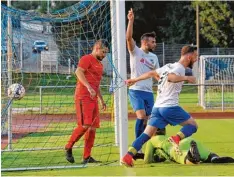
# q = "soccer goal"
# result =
<box><xmin>199</xmin><ymin>55</ymin><xmax>234</xmax><ymax>110</ymax></box>
<box><xmin>1</xmin><ymin>1</ymin><xmax>128</xmax><ymax>171</ymax></box>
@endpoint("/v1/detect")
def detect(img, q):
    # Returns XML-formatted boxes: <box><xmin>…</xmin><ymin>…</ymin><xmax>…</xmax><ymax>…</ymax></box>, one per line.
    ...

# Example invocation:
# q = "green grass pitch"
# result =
<box><xmin>2</xmin><ymin>119</ymin><xmax>234</xmax><ymax>176</ymax></box>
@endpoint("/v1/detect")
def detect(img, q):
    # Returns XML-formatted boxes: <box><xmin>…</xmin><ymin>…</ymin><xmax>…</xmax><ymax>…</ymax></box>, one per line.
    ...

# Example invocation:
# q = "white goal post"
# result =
<box><xmin>199</xmin><ymin>55</ymin><xmax>234</xmax><ymax>110</ymax></box>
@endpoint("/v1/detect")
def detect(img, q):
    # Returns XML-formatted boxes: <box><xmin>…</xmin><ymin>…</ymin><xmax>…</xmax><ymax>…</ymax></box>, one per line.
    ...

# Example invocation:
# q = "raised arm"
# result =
<box><xmin>126</xmin><ymin>8</ymin><xmax>135</xmax><ymax>52</ymax></box>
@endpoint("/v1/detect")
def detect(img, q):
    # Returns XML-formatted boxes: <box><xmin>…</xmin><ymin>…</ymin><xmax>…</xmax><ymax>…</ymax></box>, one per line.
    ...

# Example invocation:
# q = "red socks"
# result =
<box><xmin>83</xmin><ymin>129</ymin><xmax>96</xmax><ymax>159</ymax></box>
<box><xmin>65</xmin><ymin>126</ymin><xmax>96</xmax><ymax>159</ymax></box>
<box><xmin>65</xmin><ymin>126</ymin><xmax>87</xmax><ymax>149</ymax></box>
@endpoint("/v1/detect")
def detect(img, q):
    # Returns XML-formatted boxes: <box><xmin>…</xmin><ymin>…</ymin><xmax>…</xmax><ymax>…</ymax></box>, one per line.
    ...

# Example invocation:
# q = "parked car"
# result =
<box><xmin>32</xmin><ymin>40</ymin><xmax>48</xmax><ymax>53</ymax></box>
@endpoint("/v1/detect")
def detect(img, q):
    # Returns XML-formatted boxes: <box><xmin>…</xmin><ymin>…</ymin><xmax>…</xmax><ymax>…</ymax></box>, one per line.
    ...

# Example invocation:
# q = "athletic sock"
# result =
<box><xmin>65</xmin><ymin>126</ymin><xmax>87</xmax><ymax>149</ymax></box>
<box><xmin>135</xmin><ymin>118</ymin><xmax>144</xmax><ymax>138</ymax></box>
<box><xmin>83</xmin><ymin>129</ymin><xmax>96</xmax><ymax>159</ymax></box>
<box><xmin>132</xmin><ymin>133</ymin><xmax>150</xmax><ymax>152</ymax></box>
<box><xmin>179</xmin><ymin>124</ymin><xmax>197</xmax><ymax>139</ymax></box>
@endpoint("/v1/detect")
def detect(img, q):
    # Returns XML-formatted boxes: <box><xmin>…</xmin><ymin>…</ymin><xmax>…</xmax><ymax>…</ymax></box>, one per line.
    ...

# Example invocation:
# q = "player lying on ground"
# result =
<box><xmin>135</xmin><ymin>130</ymin><xmax>234</xmax><ymax>164</ymax></box>
<box><xmin>144</xmin><ymin>135</ymin><xmax>200</xmax><ymax>164</ymax></box>
<box><xmin>122</xmin><ymin>45</ymin><xmax>199</xmax><ymax>167</ymax></box>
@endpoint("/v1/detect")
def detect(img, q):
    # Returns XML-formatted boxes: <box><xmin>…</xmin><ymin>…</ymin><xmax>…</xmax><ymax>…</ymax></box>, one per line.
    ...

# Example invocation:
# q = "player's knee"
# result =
<box><xmin>82</xmin><ymin>125</ymin><xmax>90</xmax><ymax>130</ymax></box>
<box><xmin>144</xmin><ymin>125</ymin><xmax>157</xmax><ymax>137</ymax></box>
<box><xmin>136</xmin><ymin>110</ymin><xmax>147</xmax><ymax>119</ymax></box>
<box><xmin>187</xmin><ymin>124</ymin><xmax>198</xmax><ymax>133</ymax></box>
<box><xmin>194</xmin><ymin>123</ymin><xmax>198</xmax><ymax>130</ymax></box>
<box><xmin>190</xmin><ymin>124</ymin><xmax>198</xmax><ymax>133</ymax></box>
<box><xmin>89</xmin><ymin>127</ymin><xmax>96</xmax><ymax>131</ymax></box>
<box><xmin>187</xmin><ymin>117</ymin><xmax>198</xmax><ymax>129</ymax></box>
<box><xmin>191</xmin><ymin>121</ymin><xmax>198</xmax><ymax>130</ymax></box>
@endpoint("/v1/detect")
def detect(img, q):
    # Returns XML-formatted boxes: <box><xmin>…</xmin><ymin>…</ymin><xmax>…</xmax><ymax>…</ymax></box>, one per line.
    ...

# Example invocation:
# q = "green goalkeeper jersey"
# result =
<box><xmin>144</xmin><ymin>135</ymin><xmax>210</xmax><ymax>164</ymax></box>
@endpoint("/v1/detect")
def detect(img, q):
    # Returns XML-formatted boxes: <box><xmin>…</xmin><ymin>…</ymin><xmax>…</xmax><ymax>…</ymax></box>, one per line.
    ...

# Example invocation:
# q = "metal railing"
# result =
<box><xmin>37</xmin><ymin>85</ymin><xmax>111</xmax><ymax>113</ymax></box>
<box><xmin>36</xmin><ymin>83</ymin><xmax>234</xmax><ymax>113</ymax></box>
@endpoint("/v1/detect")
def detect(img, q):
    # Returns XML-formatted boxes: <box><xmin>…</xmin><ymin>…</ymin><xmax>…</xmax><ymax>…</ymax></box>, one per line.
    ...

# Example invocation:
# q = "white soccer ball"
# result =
<box><xmin>7</xmin><ymin>83</ymin><xmax>25</xmax><ymax>100</ymax></box>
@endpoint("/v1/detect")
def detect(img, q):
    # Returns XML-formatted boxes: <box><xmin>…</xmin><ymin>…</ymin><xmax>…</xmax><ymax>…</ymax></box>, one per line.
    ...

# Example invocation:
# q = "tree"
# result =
<box><xmin>159</xmin><ymin>2</ymin><xmax>196</xmax><ymax>44</ymax></box>
<box><xmin>38</xmin><ymin>1</ymin><xmax>47</xmax><ymax>14</ymax></box>
<box><xmin>51</xmin><ymin>1</ymin><xmax>78</xmax><ymax>12</ymax></box>
<box><xmin>125</xmin><ymin>1</ymin><xmax>169</xmax><ymax>43</ymax></box>
<box><xmin>11</xmin><ymin>1</ymin><xmax>33</xmax><ymax>10</ymax></box>
<box><xmin>192</xmin><ymin>1</ymin><xmax>234</xmax><ymax>47</ymax></box>
<box><xmin>10</xmin><ymin>1</ymin><xmax>78</xmax><ymax>13</ymax></box>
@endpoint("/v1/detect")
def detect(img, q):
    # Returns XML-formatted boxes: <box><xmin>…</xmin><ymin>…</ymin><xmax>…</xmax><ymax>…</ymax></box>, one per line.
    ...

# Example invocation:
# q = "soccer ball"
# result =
<box><xmin>7</xmin><ymin>83</ymin><xmax>25</xmax><ymax>100</ymax></box>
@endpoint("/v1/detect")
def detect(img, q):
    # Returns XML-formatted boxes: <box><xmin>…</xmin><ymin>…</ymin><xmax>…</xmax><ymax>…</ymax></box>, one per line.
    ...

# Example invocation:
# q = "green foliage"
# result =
<box><xmin>38</xmin><ymin>1</ymin><xmax>47</xmax><ymax>14</ymax></box>
<box><xmin>125</xmin><ymin>1</ymin><xmax>169</xmax><ymax>43</ymax></box>
<box><xmin>192</xmin><ymin>1</ymin><xmax>234</xmax><ymax>47</ymax></box>
<box><xmin>11</xmin><ymin>1</ymin><xmax>78</xmax><ymax>14</ymax></box>
<box><xmin>126</xmin><ymin>1</ymin><xmax>234</xmax><ymax>47</ymax></box>
<box><xmin>159</xmin><ymin>2</ymin><xmax>196</xmax><ymax>44</ymax></box>
<box><xmin>12</xmin><ymin>1</ymin><xmax>36</xmax><ymax>10</ymax></box>
<box><xmin>50</xmin><ymin>1</ymin><xmax>78</xmax><ymax>12</ymax></box>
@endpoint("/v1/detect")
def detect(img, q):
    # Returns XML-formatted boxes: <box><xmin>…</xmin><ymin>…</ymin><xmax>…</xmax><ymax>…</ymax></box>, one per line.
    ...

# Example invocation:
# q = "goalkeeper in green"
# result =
<box><xmin>142</xmin><ymin>134</ymin><xmax>234</xmax><ymax>164</ymax></box>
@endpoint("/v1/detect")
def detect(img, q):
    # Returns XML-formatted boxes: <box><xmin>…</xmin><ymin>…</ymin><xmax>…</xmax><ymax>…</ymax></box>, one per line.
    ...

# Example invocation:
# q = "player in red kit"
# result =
<box><xmin>65</xmin><ymin>40</ymin><xmax>108</xmax><ymax>164</ymax></box>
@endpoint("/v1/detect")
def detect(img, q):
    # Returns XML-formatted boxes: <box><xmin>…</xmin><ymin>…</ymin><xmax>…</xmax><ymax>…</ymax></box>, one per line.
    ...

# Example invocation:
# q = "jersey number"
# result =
<box><xmin>158</xmin><ymin>71</ymin><xmax>168</xmax><ymax>93</ymax></box>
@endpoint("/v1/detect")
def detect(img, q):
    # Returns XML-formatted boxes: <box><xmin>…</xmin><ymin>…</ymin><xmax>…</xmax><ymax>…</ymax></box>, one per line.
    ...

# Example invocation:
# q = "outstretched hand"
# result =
<box><xmin>186</xmin><ymin>76</ymin><xmax>196</xmax><ymax>84</ymax></box>
<box><xmin>125</xmin><ymin>79</ymin><xmax>136</xmax><ymax>86</ymax></box>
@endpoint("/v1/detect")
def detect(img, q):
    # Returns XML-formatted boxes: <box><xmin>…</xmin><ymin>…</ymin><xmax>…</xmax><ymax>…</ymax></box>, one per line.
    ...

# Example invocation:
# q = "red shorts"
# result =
<box><xmin>75</xmin><ymin>99</ymin><xmax>100</xmax><ymax>128</ymax></box>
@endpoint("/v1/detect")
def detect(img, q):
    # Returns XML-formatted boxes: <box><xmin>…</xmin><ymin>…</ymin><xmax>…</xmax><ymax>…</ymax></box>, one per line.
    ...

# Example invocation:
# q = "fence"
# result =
<box><xmin>7</xmin><ymin>39</ymin><xmax>234</xmax><ymax>74</ymax></box>
<box><xmin>35</xmin><ymin>83</ymin><xmax>234</xmax><ymax>114</ymax></box>
<box><xmin>37</xmin><ymin>85</ymin><xmax>112</xmax><ymax>114</ymax></box>
<box><xmin>126</xmin><ymin>43</ymin><xmax>234</xmax><ymax>73</ymax></box>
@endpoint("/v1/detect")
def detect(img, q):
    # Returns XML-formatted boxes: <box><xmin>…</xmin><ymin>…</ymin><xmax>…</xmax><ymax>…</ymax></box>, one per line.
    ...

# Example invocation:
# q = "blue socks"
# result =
<box><xmin>180</xmin><ymin>124</ymin><xmax>197</xmax><ymax>138</ymax></box>
<box><xmin>132</xmin><ymin>133</ymin><xmax>150</xmax><ymax>151</ymax></box>
<box><xmin>135</xmin><ymin>118</ymin><xmax>145</xmax><ymax>138</ymax></box>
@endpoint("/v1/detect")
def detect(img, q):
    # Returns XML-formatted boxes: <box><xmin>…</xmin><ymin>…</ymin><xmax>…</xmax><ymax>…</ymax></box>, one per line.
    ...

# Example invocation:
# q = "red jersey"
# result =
<box><xmin>75</xmin><ymin>54</ymin><xmax>103</xmax><ymax>100</ymax></box>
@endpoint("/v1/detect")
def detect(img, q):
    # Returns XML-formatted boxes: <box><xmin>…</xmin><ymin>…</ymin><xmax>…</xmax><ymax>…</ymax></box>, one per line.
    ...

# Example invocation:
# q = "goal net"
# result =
<box><xmin>1</xmin><ymin>1</ymin><xmax>125</xmax><ymax>171</ymax></box>
<box><xmin>199</xmin><ymin>55</ymin><xmax>234</xmax><ymax>109</ymax></box>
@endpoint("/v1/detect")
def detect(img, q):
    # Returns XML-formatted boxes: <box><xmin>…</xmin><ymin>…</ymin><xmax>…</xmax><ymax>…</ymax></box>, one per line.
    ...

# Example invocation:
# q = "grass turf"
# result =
<box><xmin>2</xmin><ymin>119</ymin><xmax>234</xmax><ymax>176</ymax></box>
